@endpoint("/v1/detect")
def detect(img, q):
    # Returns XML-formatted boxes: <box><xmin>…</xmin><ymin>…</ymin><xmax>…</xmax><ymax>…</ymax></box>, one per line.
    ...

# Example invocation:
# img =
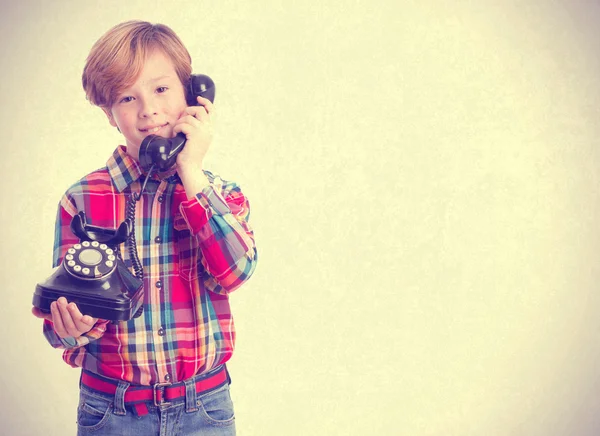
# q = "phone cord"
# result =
<box><xmin>125</xmin><ymin>165</ymin><xmax>156</xmax><ymax>281</ymax></box>
<box><xmin>126</xmin><ymin>194</ymin><xmax>143</xmax><ymax>280</ymax></box>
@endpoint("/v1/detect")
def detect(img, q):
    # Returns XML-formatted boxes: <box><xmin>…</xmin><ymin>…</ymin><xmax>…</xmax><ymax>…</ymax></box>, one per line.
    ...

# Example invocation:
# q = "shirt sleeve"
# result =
<box><xmin>178</xmin><ymin>175</ymin><xmax>258</xmax><ymax>294</ymax></box>
<box><xmin>42</xmin><ymin>196</ymin><xmax>110</xmax><ymax>350</ymax></box>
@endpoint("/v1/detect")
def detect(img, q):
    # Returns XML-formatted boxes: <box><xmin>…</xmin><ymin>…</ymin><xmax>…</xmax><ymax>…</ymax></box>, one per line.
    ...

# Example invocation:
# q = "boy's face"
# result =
<box><xmin>103</xmin><ymin>49</ymin><xmax>187</xmax><ymax>162</ymax></box>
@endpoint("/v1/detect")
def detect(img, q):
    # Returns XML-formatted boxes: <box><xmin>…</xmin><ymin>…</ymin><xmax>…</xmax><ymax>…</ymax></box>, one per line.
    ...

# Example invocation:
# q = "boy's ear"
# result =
<box><xmin>102</xmin><ymin>107</ymin><xmax>118</xmax><ymax>128</ymax></box>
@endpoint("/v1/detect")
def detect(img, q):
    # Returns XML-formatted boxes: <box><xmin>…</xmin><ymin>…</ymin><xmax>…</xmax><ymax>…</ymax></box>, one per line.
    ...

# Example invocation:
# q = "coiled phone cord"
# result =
<box><xmin>125</xmin><ymin>164</ymin><xmax>156</xmax><ymax>281</ymax></box>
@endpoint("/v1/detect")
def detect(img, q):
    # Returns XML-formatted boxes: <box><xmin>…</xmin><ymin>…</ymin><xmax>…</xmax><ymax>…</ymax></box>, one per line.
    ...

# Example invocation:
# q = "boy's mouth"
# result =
<box><xmin>140</xmin><ymin>123</ymin><xmax>168</xmax><ymax>134</ymax></box>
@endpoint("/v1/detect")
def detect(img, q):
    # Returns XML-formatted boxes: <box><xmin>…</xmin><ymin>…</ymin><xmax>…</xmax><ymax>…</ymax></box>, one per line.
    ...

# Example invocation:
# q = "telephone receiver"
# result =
<box><xmin>138</xmin><ymin>74</ymin><xmax>216</xmax><ymax>172</ymax></box>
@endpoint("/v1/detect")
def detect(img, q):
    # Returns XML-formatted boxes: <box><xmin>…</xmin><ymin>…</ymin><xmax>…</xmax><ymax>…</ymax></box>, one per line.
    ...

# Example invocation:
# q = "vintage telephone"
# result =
<box><xmin>32</xmin><ymin>74</ymin><xmax>216</xmax><ymax>321</ymax></box>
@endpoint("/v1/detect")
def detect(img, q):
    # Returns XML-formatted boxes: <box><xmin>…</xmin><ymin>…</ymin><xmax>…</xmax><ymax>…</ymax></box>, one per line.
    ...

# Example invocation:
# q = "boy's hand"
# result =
<box><xmin>173</xmin><ymin>95</ymin><xmax>214</xmax><ymax>170</ymax></box>
<box><xmin>173</xmin><ymin>95</ymin><xmax>214</xmax><ymax>198</ymax></box>
<box><xmin>31</xmin><ymin>297</ymin><xmax>98</xmax><ymax>339</ymax></box>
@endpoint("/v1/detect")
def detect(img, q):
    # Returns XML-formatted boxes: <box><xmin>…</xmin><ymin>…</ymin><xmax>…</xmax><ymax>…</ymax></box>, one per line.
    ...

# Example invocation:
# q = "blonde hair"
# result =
<box><xmin>82</xmin><ymin>20</ymin><xmax>192</xmax><ymax>107</ymax></box>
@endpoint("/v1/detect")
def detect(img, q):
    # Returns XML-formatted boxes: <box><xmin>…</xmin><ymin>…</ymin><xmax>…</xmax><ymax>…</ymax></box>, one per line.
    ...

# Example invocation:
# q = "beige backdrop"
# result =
<box><xmin>1</xmin><ymin>1</ymin><xmax>600</xmax><ymax>435</ymax></box>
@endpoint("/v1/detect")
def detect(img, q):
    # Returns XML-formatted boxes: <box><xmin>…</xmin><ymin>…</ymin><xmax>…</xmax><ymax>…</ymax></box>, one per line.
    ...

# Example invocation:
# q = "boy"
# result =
<box><xmin>31</xmin><ymin>20</ymin><xmax>257</xmax><ymax>435</ymax></box>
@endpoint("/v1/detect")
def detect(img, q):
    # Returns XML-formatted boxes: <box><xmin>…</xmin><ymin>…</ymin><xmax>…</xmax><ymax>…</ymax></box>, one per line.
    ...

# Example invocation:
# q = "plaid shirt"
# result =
<box><xmin>42</xmin><ymin>146</ymin><xmax>257</xmax><ymax>385</ymax></box>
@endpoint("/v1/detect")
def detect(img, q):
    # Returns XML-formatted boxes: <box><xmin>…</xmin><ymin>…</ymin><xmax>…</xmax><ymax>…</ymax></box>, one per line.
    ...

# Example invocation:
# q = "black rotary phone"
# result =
<box><xmin>32</xmin><ymin>74</ymin><xmax>216</xmax><ymax>321</ymax></box>
<box><xmin>32</xmin><ymin>212</ymin><xmax>144</xmax><ymax>321</ymax></box>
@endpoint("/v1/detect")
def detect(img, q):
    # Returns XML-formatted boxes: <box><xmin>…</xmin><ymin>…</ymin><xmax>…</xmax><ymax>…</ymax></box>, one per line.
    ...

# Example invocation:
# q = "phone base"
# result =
<box><xmin>33</xmin><ymin>263</ymin><xmax>143</xmax><ymax>322</ymax></box>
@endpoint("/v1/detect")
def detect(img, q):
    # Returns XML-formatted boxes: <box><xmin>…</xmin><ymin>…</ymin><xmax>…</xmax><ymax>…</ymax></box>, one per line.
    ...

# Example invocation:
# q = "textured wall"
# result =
<box><xmin>2</xmin><ymin>1</ymin><xmax>599</xmax><ymax>435</ymax></box>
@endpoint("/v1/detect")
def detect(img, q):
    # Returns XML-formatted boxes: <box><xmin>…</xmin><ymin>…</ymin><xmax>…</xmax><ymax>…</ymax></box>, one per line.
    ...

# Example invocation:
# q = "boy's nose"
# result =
<box><xmin>139</xmin><ymin>98</ymin><xmax>158</xmax><ymax>118</ymax></box>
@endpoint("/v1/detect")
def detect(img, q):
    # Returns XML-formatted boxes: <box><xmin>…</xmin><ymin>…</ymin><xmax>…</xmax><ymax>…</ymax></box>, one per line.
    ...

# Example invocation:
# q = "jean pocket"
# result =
<box><xmin>196</xmin><ymin>385</ymin><xmax>235</xmax><ymax>427</ymax></box>
<box><xmin>77</xmin><ymin>391</ymin><xmax>113</xmax><ymax>431</ymax></box>
<box><xmin>174</xmin><ymin>215</ymin><xmax>198</xmax><ymax>282</ymax></box>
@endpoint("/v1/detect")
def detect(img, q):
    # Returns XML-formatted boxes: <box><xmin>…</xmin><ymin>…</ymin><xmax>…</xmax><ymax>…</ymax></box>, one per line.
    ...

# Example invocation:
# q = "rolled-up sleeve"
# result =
<box><xmin>179</xmin><ymin>178</ymin><xmax>257</xmax><ymax>294</ymax></box>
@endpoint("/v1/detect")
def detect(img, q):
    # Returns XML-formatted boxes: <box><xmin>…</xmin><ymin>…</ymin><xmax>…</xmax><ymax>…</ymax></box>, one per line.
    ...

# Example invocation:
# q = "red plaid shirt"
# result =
<box><xmin>42</xmin><ymin>146</ymin><xmax>257</xmax><ymax>385</ymax></box>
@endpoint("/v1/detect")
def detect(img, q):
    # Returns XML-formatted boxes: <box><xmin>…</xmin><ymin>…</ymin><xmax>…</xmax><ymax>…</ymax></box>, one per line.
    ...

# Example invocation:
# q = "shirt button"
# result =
<box><xmin>156</xmin><ymin>280</ymin><xmax>162</xmax><ymax>288</ymax></box>
<box><xmin>158</xmin><ymin>195</ymin><xmax>164</xmax><ymax>203</ymax></box>
<box><xmin>158</xmin><ymin>327</ymin><xmax>165</xmax><ymax>336</ymax></box>
<box><xmin>164</xmin><ymin>373</ymin><xmax>171</xmax><ymax>382</ymax></box>
<box><xmin>154</xmin><ymin>236</ymin><xmax>162</xmax><ymax>243</ymax></box>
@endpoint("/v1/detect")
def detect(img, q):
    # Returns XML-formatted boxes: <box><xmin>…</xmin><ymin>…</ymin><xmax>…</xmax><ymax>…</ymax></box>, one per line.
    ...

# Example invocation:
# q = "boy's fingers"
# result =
<box><xmin>196</xmin><ymin>96</ymin><xmax>213</xmax><ymax>114</ymax></box>
<box><xmin>31</xmin><ymin>307</ymin><xmax>53</xmax><ymax>321</ymax></box>
<box><xmin>67</xmin><ymin>303</ymin><xmax>96</xmax><ymax>333</ymax></box>
<box><xmin>172</xmin><ymin>121</ymin><xmax>193</xmax><ymax>137</ymax></box>
<box><xmin>188</xmin><ymin>104</ymin><xmax>210</xmax><ymax>122</ymax></box>
<box><xmin>50</xmin><ymin>301</ymin><xmax>67</xmax><ymax>337</ymax></box>
<box><xmin>57</xmin><ymin>300</ymin><xmax>81</xmax><ymax>337</ymax></box>
<box><xmin>82</xmin><ymin>315</ymin><xmax>98</xmax><ymax>326</ymax></box>
<box><xmin>47</xmin><ymin>299</ymin><xmax>97</xmax><ymax>339</ymax></box>
<box><xmin>179</xmin><ymin>112</ymin><xmax>204</xmax><ymax>128</ymax></box>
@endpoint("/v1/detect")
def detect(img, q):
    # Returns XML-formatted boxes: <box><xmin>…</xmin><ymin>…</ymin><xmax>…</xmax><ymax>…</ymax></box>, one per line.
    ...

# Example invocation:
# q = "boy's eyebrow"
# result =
<box><xmin>149</xmin><ymin>75</ymin><xmax>174</xmax><ymax>82</ymax></box>
<box><xmin>117</xmin><ymin>75</ymin><xmax>176</xmax><ymax>96</ymax></box>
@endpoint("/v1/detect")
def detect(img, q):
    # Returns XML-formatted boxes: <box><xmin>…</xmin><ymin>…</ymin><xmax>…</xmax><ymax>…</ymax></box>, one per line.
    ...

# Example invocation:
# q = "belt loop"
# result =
<box><xmin>113</xmin><ymin>380</ymin><xmax>130</xmax><ymax>416</ymax></box>
<box><xmin>184</xmin><ymin>377</ymin><xmax>199</xmax><ymax>413</ymax></box>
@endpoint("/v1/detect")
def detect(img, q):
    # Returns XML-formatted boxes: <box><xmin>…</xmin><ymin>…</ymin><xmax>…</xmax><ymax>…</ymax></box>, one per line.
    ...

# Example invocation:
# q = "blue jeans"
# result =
<box><xmin>76</xmin><ymin>376</ymin><xmax>236</xmax><ymax>435</ymax></box>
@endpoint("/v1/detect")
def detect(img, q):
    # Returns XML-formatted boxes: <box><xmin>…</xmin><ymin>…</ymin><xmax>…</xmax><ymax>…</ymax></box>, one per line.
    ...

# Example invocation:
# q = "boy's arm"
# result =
<box><xmin>178</xmin><ymin>174</ymin><xmax>257</xmax><ymax>294</ymax></box>
<box><xmin>37</xmin><ymin>199</ymin><xmax>110</xmax><ymax>350</ymax></box>
<box><xmin>174</xmin><ymin>97</ymin><xmax>256</xmax><ymax>294</ymax></box>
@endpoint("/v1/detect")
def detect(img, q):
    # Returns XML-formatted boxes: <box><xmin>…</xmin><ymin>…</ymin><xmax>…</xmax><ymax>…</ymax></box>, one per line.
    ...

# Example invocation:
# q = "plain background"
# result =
<box><xmin>2</xmin><ymin>1</ymin><xmax>600</xmax><ymax>435</ymax></box>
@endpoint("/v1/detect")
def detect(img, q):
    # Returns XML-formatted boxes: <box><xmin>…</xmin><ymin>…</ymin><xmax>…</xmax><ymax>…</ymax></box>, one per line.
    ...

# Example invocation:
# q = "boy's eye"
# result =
<box><xmin>119</xmin><ymin>96</ymin><xmax>134</xmax><ymax>103</ymax></box>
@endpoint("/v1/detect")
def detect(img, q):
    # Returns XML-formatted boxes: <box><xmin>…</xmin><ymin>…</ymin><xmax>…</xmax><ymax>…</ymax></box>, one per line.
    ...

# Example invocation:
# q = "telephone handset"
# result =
<box><xmin>138</xmin><ymin>74</ymin><xmax>216</xmax><ymax>172</ymax></box>
<box><xmin>33</xmin><ymin>74</ymin><xmax>216</xmax><ymax>321</ymax></box>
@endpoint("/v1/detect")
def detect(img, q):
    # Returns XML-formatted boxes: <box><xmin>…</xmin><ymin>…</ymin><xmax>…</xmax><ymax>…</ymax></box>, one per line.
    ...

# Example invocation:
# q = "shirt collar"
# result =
<box><xmin>107</xmin><ymin>146</ymin><xmax>180</xmax><ymax>193</ymax></box>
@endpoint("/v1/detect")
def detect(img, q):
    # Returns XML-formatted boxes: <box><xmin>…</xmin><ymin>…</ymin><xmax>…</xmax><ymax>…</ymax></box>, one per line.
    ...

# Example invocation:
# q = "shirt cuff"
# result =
<box><xmin>179</xmin><ymin>184</ymin><xmax>231</xmax><ymax>233</ymax></box>
<box><xmin>59</xmin><ymin>336</ymin><xmax>78</xmax><ymax>349</ymax></box>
